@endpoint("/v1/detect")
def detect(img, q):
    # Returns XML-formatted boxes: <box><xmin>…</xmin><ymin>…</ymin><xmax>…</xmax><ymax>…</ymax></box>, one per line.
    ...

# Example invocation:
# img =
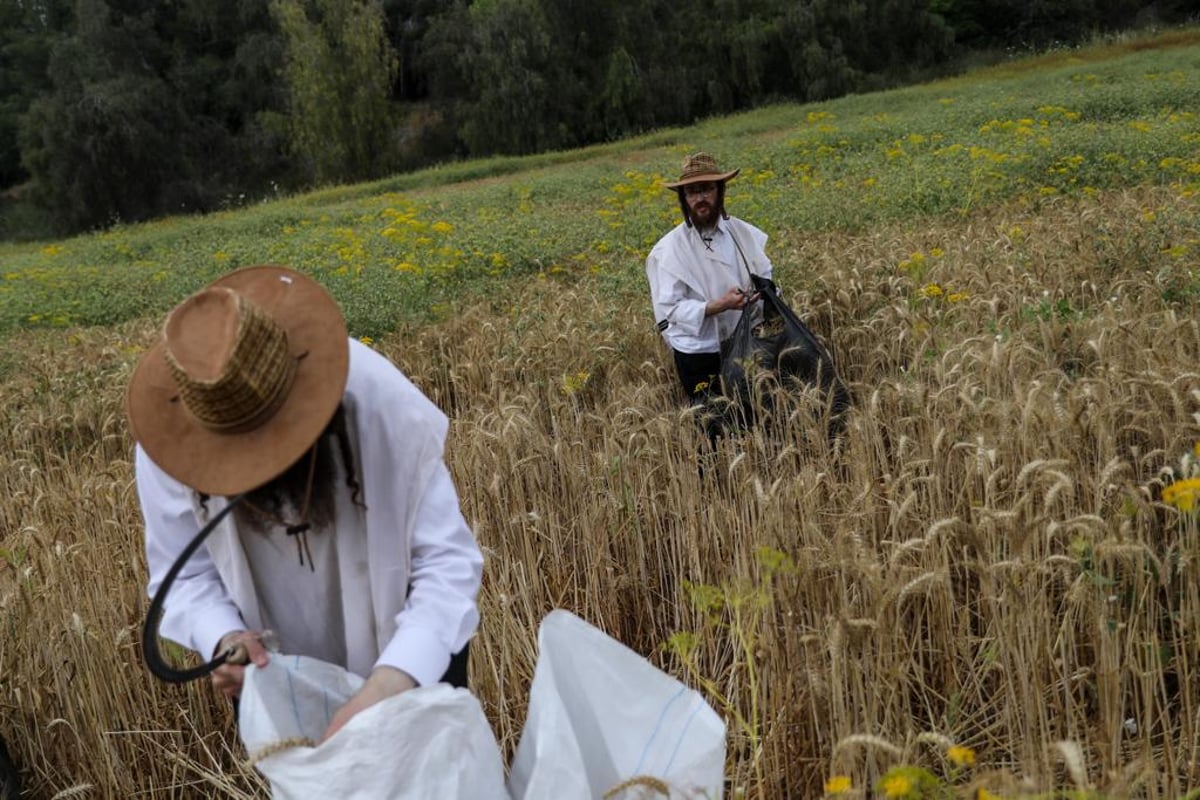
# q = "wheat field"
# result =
<box><xmin>2</xmin><ymin>179</ymin><xmax>1199</xmax><ymax>798</ymax></box>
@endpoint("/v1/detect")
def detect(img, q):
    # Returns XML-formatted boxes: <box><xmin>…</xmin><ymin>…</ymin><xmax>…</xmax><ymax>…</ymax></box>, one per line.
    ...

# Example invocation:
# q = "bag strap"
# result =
<box><xmin>728</xmin><ymin>223</ymin><xmax>757</xmax><ymax>286</ymax></box>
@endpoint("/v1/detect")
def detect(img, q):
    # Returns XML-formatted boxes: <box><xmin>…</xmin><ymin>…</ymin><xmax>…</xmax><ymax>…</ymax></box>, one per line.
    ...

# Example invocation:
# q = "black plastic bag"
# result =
<box><xmin>718</xmin><ymin>273</ymin><xmax>850</xmax><ymax>431</ymax></box>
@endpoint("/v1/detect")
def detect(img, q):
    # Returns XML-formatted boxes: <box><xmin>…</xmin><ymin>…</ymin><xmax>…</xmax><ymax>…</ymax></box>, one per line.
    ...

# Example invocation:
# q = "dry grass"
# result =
<box><xmin>3</xmin><ymin>185</ymin><xmax>1200</xmax><ymax>798</ymax></box>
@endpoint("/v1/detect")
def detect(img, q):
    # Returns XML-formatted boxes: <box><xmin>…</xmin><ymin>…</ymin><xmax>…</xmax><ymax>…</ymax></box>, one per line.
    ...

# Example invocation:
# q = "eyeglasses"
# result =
<box><xmin>682</xmin><ymin>182</ymin><xmax>718</xmax><ymax>197</ymax></box>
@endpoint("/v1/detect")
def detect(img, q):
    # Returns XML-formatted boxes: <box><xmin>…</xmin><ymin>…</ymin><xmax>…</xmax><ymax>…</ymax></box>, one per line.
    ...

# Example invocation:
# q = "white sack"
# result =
<box><xmin>508</xmin><ymin>610</ymin><xmax>726</xmax><ymax>800</ymax></box>
<box><xmin>237</xmin><ymin>654</ymin><xmax>508</xmax><ymax>800</ymax></box>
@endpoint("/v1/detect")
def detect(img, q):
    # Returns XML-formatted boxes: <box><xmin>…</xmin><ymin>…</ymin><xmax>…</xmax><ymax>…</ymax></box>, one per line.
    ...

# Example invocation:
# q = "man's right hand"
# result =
<box><xmin>211</xmin><ymin>630</ymin><xmax>271</xmax><ymax>698</ymax></box>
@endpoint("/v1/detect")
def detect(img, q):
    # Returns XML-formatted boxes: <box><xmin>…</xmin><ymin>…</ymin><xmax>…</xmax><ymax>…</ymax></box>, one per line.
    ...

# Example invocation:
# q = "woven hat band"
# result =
<box><xmin>679</xmin><ymin>153</ymin><xmax>722</xmax><ymax>180</ymax></box>
<box><xmin>164</xmin><ymin>291</ymin><xmax>298</xmax><ymax>434</ymax></box>
<box><xmin>663</xmin><ymin>152</ymin><xmax>739</xmax><ymax>188</ymax></box>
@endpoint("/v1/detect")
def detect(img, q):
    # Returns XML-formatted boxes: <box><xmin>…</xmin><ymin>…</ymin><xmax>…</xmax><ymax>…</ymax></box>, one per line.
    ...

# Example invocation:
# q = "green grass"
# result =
<box><xmin>0</xmin><ymin>31</ymin><xmax>1197</xmax><ymax>339</ymax></box>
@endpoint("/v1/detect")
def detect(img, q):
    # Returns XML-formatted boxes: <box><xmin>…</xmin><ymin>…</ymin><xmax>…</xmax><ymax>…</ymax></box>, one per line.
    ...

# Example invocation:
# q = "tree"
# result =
<box><xmin>380</xmin><ymin>0</ymin><xmax>442</xmax><ymax>101</ymax></box>
<box><xmin>18</xmin><ymin>0</ymin><xmax>185</xmax><ymax>229</ymax></box>
<box><xmin>271</xmin><ymin>0</ymin><xmax>399</xmax><ymax>184</ymax></box>
<box><xmin>0</xmin><ymin>0</ymin><xmax>71</xmax><ymax>189</ymax></box>
<box><xmin>17</xmin><ymin>0</ymin><xmax>289</xmax><ymax>232</ymax></box>
<box><xmin>425</xmin><ymin>0</ymin><xmax>555</xmax><ymax>155</ymax></box>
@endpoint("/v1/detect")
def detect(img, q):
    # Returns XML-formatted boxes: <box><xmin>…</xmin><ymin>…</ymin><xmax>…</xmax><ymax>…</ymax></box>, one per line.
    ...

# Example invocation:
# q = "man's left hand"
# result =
<box><xmin>319</xmin><ymin>666</ymin><xmax>417</xmax><ymax>743</ymax></box>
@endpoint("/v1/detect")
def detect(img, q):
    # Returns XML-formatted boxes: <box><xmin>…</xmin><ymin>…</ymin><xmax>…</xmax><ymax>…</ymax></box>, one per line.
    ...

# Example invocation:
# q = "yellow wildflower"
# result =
<box><xmin>358</xmin><ymin>336</ymin><xmax>374</xmax><ymax>347</ymax></box>
<box><xmin>947</xmin><ymin>292</ymin><xmax>970</xmax><ymax>304</ymax></box>
<box><xmin>431</xmin><ymin>221</ymin><xmax>454</xmax><ymax>234</ymax></box>
<box><xmin>976</xmin><ymin>789</ymin><xmax>1002</xmax><ymax>800</ymax></box>
<box><xmin>920</xmin><ymin>283</ymin><xmax>944</xmax><ymax>299</ymax></box>
<box><xmin>824</xmin><ymin>775</ymin><xmax>852</xmax><ymax>795</ymax></box>
<box><xmin>881</xmin><ymin>773</ymin><xmax>913</xmax><ymax>798</ymax></box>
<box><xmin>947</xmin><ymin>745</ymin><xmax>976</xmax><ymax>767</ymax></box>
<box><xmin>561</xmin><ymin>371</ymin><xmax>591</xmax><ymax>396</ymax></box>
<box><xmin>1162</xmin><ymin>478</ymin><xmax>1200</xmax><ymax>512</ymax></box>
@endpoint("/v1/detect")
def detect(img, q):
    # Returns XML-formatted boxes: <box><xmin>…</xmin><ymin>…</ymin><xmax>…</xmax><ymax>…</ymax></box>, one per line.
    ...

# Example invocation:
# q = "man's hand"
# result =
<box><xmin>319</xmin><ymin>666</ymin><xmax>417</xmax><ymax>744</ymax></box>
<box><xmin>706</xmin><ymin>287</ymin><xmax>760</xmax><ymax>316</ymax></box>
<box><xmin>211</xmin><ymin>630</ymin><xmax>271</xmax><ymax>699</ymax></box>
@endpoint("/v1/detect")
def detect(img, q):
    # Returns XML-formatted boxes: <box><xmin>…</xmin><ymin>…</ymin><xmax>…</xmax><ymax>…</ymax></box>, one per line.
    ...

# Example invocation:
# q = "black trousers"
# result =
<box><xmin>441</xmin><ymin>642</ymin><xmax>470</xmax><ymax>689</ymax></box>
<box><xmin>673</xmin><ymin>349</ymin><xmax>721</xmax><ymax>400</ymax></box>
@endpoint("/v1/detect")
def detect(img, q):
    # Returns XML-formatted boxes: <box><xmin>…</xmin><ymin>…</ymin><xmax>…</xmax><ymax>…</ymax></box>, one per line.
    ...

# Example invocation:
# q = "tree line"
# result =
<box><xmin>0</xmin><ymin>0</ymin><xmax>1192</xmax><ymax>238</ymax></box>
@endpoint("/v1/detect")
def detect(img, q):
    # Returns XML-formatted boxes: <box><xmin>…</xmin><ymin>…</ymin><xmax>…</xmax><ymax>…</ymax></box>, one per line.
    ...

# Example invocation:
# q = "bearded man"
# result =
<box><xmin>646</xmin><ymin>152</ymin><xmax>775</xmax><ymax>400</ymax></box>
<box><xmin>127</xmin><ymin>265</ymin><xmax>482</xmax><ymax>743</ymax></box>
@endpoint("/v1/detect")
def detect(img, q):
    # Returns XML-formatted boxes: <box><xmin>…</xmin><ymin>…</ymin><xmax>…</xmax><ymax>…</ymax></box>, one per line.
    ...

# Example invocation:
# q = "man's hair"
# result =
<box><xmin>199</xmin><ymin>404</ymin><xmax>365</xmax><ymax>533</ymax></box>
<box><xmin>677</xmin><ymin>182</ymin><xmax>728</xmax><ymax>228</ymax></box>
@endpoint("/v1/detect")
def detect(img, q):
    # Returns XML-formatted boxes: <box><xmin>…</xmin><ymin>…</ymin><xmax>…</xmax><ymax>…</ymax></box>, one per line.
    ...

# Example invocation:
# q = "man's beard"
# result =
<box><xmin>234</xmin><ymin>432</ymin><xmax>339</xmax><ymax>535</ymax></box>
<box><xmin>690</xmin><ymin>201</ymin><xmax>721</xmax><ymax>228</ymax></box>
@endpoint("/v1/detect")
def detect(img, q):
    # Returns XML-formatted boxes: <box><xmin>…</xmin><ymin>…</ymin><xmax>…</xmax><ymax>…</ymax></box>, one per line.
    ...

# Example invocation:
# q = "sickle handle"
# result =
<box><xmin>221</xmin><ymin>641</ymin><xmax>251</xmax><ymax>666</ymax></box>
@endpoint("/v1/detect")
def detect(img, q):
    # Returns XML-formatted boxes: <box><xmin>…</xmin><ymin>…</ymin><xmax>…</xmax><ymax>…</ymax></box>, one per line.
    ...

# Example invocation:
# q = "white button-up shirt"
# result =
<box><xmin>646</xmin><ymin>216</ymin><xmax>774</xmax><ymax>354</ymax></box>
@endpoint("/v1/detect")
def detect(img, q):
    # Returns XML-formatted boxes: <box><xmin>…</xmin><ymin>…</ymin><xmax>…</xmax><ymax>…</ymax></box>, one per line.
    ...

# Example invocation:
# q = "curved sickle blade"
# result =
<box><xmin>141</xmin><ymin>494</ymin><xmax>246</xmax><ymax>683</ymax></box>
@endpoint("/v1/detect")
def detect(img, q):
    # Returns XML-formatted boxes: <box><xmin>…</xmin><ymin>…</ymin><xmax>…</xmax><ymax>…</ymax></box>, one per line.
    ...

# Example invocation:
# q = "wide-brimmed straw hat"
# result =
<box><xmin>662</xmin><ymin>152</ymin><xmax>740</xmax><ymax>189</ymax></box>
<box><xmin>126</xmin><ymin>265</ymin><xmax>349</xmax><ymax>497</ymax></box>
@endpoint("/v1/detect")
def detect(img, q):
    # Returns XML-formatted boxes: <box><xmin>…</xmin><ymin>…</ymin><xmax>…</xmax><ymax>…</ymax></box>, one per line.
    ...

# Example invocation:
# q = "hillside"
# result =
<box><xmin>1</xmin><ymin>31</ymin><xmax>1199</xmax><ymax>799</ymax></box>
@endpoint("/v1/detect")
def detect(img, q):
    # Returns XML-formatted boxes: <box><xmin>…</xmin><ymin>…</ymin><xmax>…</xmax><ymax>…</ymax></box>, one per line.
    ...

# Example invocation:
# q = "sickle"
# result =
<box><xmin>141</xmin><ymin>494</ymin><xmax>246</xmax><ymax>683</ymax></box>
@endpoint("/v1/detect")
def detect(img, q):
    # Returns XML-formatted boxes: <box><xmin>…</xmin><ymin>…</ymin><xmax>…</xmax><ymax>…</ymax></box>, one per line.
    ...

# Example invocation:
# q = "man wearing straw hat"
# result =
<box><xmin>126</xmin><ymin>264</ymin><xmax>482</xmax><ymax>742</ymax></box>
<box><xmin>646</xmin><ymin>152</ymin><xmax>775</xmax><ymax>400</ymax></box>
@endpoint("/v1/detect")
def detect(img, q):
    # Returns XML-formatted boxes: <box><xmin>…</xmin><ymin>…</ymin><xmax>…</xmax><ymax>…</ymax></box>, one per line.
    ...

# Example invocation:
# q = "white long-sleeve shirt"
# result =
<box><xmin>645</xmin><ymin>216</ymin><xmax>774</xmax><ymax>354</ymax></box>
<box><xmin>137</xmin><ymin>339</ymin><xmax>483</xmax><ymax>688</ymax></box>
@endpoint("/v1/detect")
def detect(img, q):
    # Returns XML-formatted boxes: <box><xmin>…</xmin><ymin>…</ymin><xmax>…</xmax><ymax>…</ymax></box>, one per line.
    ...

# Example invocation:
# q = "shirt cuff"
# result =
<box><xmin>188</xmin><ymin>604</ymin><xmax>249</xmax><ymax>660</ymax></box>
<box><xmin>375</xmin><ymin>625</ymin><xmax>452</xmax><ymax>688</ymax></box>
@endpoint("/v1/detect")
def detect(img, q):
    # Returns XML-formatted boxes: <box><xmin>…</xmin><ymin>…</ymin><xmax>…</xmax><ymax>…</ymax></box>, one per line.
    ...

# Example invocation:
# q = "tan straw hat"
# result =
<box><xmin>126</xmin><ymin>265</ymin><xmax>349</xmax><ymax>496</ymax></box>
<box><xmin>662</xmin><ymin>152</ymin><xmax>740</xmax><ymax>189</ymax></box>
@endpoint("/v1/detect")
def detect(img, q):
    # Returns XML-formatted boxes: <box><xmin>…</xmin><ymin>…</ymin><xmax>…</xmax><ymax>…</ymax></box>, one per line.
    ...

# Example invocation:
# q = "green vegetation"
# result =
<box><xmin>271</xmin><ymin>0</ymin><xmax>397</xmax><ymax>183</ymax></box>
<box><xmin>1</xmin><ymin>36</ymin><xmax>1197</xmax><ymax>338</ymax></box>
<box><xmin>4</xmin><ymin>1</ymin><xmax>1195</xmax><ymax>236</ymax></box>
